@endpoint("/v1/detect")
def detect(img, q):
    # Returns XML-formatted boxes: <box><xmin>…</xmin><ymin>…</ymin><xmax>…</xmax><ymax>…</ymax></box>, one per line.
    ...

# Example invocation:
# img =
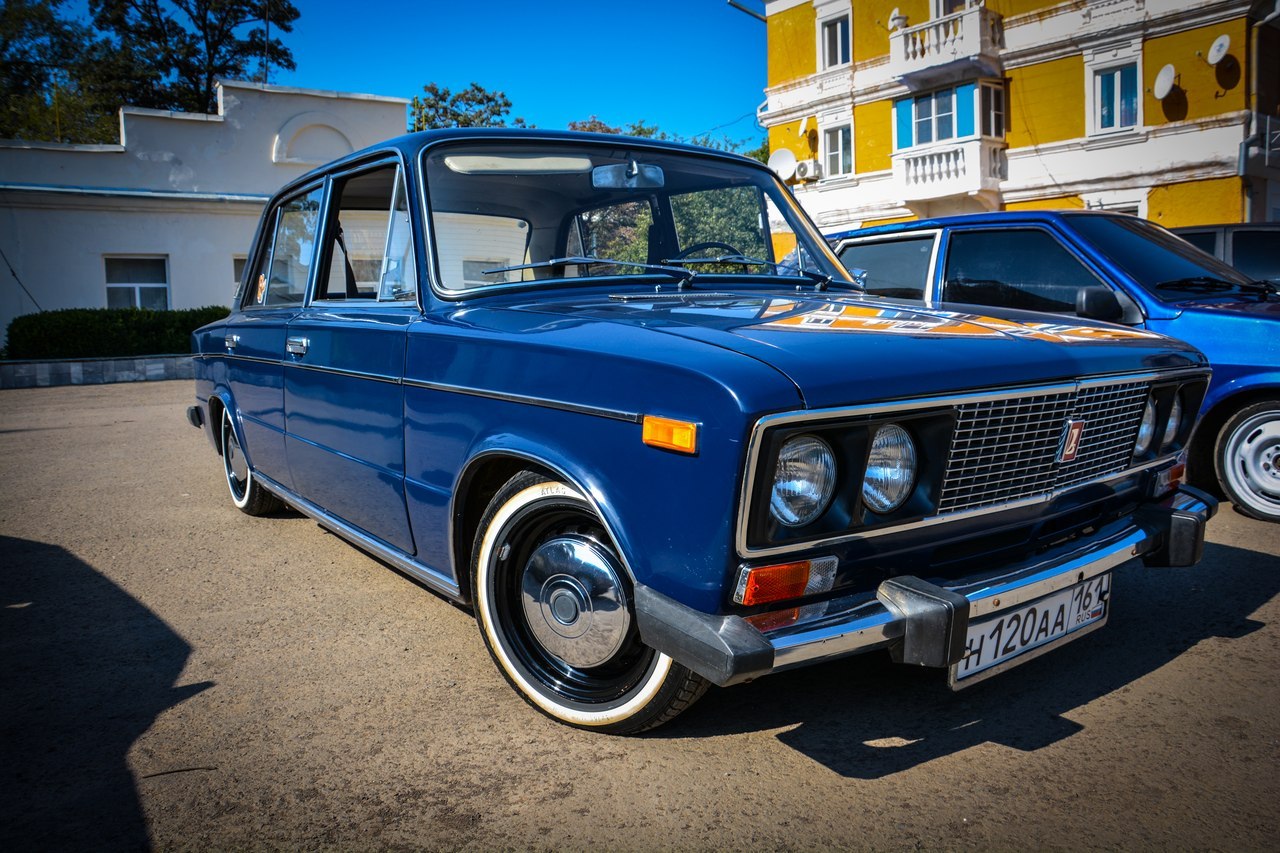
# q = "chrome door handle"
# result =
<box><xmin>224</xmin><ymin>334</ymin><xmax>240</xmax><ymax>349</ymax></box>
<box><xmin>286</xmin><ymin>336</ymin><xmax>309</xmax><ymax>355</ymax></box>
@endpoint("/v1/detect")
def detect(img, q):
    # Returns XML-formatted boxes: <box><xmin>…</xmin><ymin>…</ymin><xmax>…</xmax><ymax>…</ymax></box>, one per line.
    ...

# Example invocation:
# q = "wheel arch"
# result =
<box><xmin>1189</xmin><ymin>381</ymin><xmax>1280</xmax><ymax>492</ymax></box>
<box><xmin>451</xmin><ymin>448</ymin><xmax>637</xmax><ymax>606</ymax></box>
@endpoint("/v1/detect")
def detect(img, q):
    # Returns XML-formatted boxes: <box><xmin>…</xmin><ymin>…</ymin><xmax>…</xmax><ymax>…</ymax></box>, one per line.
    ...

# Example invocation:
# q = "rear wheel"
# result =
<box><xmin>472</xmin><ymin>471</ymin><xmax>708</xmax><ymax>733</ymax></box>
<box><xmin>221</xmin><ymin>407</ymin><xmax>282</xmax><ymax>516</ymax></box>
<box><xmin>1215</xmin><ymin>400</ymin><xmax>1280</xmax><ymax>522</ymax></box>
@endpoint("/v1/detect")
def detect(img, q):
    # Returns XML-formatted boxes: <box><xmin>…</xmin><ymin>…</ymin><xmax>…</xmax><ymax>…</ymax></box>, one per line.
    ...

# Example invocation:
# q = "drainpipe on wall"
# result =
<box><xmin>1241</xmin><ymin>0</ymin><xmax>1280</xmax><ymax>220</ymax></box>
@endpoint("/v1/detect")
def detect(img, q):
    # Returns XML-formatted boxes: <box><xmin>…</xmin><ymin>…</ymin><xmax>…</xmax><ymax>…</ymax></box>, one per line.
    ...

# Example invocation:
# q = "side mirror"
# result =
<box><xmin>1076</xmin><ymin>286</ymin><xmax>1124</xmax><ymax>322</ymax></box>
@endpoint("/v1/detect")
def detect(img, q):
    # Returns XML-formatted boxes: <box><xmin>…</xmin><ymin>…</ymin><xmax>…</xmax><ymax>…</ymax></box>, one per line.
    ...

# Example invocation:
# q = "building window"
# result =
<box><xmin>105</xmin><ymin>257</ymin><xmax>169</xmax><ymax>310</ymax></box>
<box><xmin>823</xmin><ymin>124</ymin><xmax>852</xmax><ymax>177</ymax></box>
<box><xmin>1095</xmin><ymin>63</ymin><xmax>1138</xmax><ymax>131</ymax></box>
<box><xmin>914</xmin><ymin>89</ymin><xmax>954</xmax><ymax>146</ymax></box>
<box><xmin>981</xmin><ymin>82</ymin><xmax>1005</xmax><ymax>137</ymax></box>
<box><xmin>935</xmin><ymin>0</ymin><xmax>967</xmax><ymax>16</ymax></box>
<box><xmin>820</xmin><ymin>15</ymin><xmax>850</xmax><ymax>69</ymax></box>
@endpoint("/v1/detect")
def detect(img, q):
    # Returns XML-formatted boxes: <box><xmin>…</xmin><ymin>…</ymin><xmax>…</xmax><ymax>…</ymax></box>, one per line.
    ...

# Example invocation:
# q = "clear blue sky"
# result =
<box><xmin>271</xmin><ymin>0</ymin><xmax>768</xmax><ymax>144</ymax></box>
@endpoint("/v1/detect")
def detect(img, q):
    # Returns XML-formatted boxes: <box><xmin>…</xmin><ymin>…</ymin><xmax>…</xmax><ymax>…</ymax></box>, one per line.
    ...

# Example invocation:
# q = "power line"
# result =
<box><xmin>0</xmin><ymin>244</ymin><xmax>43</xmax><ymax>312</ymax></box>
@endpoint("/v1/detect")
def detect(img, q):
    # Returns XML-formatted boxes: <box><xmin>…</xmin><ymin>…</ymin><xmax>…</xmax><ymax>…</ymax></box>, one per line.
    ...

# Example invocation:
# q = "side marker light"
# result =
<box><xmin>642</xmin><ymin>415</ymin><xmax>698</xmax><ymax>454</ymax></box>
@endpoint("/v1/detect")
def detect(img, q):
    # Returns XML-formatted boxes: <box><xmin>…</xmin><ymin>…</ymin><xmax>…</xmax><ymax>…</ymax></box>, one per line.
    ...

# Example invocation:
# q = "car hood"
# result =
<box><xmin>502</xmin><ymin>290</ymin><xmax>1204</xmax><ymax>409</ymax></box>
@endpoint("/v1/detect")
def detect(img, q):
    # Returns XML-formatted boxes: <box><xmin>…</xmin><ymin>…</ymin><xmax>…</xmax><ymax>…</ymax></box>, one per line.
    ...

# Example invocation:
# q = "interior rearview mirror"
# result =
<box><xmin>593</xmin><ymin>161</ymin><xmax>664</xmax><ymax>189</ymax></box>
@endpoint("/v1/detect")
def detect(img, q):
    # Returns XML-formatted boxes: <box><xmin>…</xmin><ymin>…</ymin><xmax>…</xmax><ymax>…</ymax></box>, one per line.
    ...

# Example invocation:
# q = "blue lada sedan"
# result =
<box><xmin>188</xmin><ymin>130</ymin><xmax>1215</xmax><ymax>733</ymax></box>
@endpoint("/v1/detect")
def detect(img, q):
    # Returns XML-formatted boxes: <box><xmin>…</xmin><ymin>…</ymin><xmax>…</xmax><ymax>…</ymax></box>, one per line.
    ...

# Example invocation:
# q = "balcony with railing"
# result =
<box><xmin>889</xmin><ymin>3</ymin><xmax>1004</xmax><ymax>86</ymax></box>
<box><xmin>891</xmin><ymin>138</ymin><xmax>1007</xmax><ymax>208</ymax></box>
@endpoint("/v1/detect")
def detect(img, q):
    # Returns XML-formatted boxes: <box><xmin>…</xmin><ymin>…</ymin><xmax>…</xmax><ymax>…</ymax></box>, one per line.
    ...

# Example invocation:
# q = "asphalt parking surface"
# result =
<box><xmin>2</xmin><ymin>380</ymin><xmax>1278</xmax><ymax>851</ymax></box>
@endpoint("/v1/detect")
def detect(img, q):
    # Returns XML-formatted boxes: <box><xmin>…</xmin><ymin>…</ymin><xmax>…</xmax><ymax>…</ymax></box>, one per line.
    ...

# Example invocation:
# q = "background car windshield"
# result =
<box><xmin>1068</xmin><ymin>214</ymin><xmax>1254</xmax><ymax>300</ymax></box>
<box><xmin>422</xmin><ymin>141</ymin><xmax>848</xmax><ymax>292</ymax></box>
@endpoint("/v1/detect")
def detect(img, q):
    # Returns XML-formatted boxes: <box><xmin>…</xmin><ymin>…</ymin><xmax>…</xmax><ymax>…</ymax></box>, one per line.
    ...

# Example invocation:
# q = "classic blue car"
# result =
<box><xmin>830</xmin><ymin>212</ymin><xmax>1279</xmax><ymax>523</ymax></box>
<box><xmin>189</xmin><ymin>130</ymin><xmax>1215</xmax><ymax>733</ymax></box>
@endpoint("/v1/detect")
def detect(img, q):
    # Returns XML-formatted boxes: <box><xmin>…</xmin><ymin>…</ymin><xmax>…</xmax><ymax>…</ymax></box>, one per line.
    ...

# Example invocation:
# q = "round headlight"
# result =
<box><xmin>1134</xmin><ymin>398</ymin><xmax>1157</xmax><ymax>456</ymax></box>
<box><xmin>1162</xmin><ymin>395</ymin><xmax>1183</xmax><ymax>448</ymax></box>
<box><xmin>769</xmin><ymin>435</ymin><xmax>837</xmax><ymax>527</ymax></box>
<box><xmin>862</xmin><ymin>423</ymin><xmax>918</xmax><ymax>514</ymax></box>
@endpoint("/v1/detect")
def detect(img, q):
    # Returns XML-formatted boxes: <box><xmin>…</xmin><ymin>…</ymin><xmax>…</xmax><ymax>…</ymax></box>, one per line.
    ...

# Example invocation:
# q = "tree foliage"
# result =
<box><xmin>1</xmin><ymin>0</ymin><xmax>300</xmax><ymax>142</ymax></box>
<box><xmin>410</xmin><ymin>82</ymin><xmax>528</xmax><ymax>130</ymax></box>
<box><xmin>567</xmin><ymin>114</ymin><xmax>767</xmax><ymax>162</ymax></box>
<box><xmin>89</xmin><ymin>0</ymin><xmax>300</xmax><ymax>114</ymax></box>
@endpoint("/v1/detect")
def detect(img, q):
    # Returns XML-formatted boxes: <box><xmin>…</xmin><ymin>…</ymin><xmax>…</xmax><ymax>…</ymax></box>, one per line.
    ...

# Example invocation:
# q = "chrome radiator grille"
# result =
<box><xmin>938</xmin><ymin>380</ymin><xmax>1150</xmax><ymax>513</ymax></box>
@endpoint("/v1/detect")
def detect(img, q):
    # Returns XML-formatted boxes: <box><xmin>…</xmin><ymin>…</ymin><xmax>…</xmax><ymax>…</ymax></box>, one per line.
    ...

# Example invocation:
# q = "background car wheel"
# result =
<box><xmin>220</xmin><ymin>407</ymin><xmax>282</xmax><ymax>516</ymax></box>
<box><xmin>1215</xmin><ymin>399</ymin><xmax>1280</xmax><ymax>522</ymax></box>
<box><xmin>472</xmin><ymin>471</ymin><xmax>708</xmax><ymax>734</ymax></box>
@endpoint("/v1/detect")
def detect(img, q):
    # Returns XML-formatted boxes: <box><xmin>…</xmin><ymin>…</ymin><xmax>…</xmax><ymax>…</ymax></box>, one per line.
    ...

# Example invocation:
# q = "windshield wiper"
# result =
<box><xmin>484</xmin><ymin>256</ymin><xmax>695</xmax><ymax>285</ymax></box>
<box><xmin>668</xmin><ymin>254</ymin><xmax>857</xmax><ymax>292</ymax></box>
<box><xmin>1155</xmin><ymin>276</ymin><xmax>1241</xmax><ymax>293</ymax></box>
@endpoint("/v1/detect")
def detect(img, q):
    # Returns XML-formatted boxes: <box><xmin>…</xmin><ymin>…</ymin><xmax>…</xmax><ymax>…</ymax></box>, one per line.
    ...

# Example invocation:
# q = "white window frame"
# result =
<box><xmin>1083</xmin><ymin>188</ymin><xmax>1148</xmax><ymax>219</ymax></box>
<box><xmin>104</xmin><ymin>255</ymin><xmax>170</xmax><ymax>310</ymax></box>
<box><xmin>822</xmin><ymin>121</ymin><xmax>853</xmax><ymax>178</ymax></box>
<box><xmin>815</xmin><ymin>2</ymin><xmax>851</xmax><ymax>72</ymax></box>
<box><xmin>1084</xmin><ymin>41</ymin><xmax>1143</xmax><ymax>138</ymax></box>
<box><xmin>933</xmin><ymin>0</ymin><xmax>968</xmax><ymax>18</ymax></box>
<box><xmin>912</xmin><ymin>88</ymin><xmax>956</xmax><ymax>147</ymax></box>
<box><xmin>980</xmin><ymin>81</ymin><xmax>1006</xmax><ymax>139</ymax></box>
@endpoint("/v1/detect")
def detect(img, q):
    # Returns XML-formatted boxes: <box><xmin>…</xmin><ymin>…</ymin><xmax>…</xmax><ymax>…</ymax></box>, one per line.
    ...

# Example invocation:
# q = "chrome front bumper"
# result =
<box><xmin>634</xmin><ymin>485</ymin><xmax>1217</xmax><ymax>687</ymax></box>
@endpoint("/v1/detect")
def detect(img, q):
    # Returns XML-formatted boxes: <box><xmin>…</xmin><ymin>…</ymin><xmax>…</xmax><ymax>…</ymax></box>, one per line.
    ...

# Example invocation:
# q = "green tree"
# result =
<box><xmin>89</xmin><ymin>0</ymin><xmax>300</xmax><ymax>114</ymax></box>
<box><xmin>410</xmin><ymin>82</ymin><xmax>528</xmax><ymax>130</ymax></box>
<box><xmin>567</xmin><ymin>114</ymin><xmax>766</xmax><ymax>161</ymax></box>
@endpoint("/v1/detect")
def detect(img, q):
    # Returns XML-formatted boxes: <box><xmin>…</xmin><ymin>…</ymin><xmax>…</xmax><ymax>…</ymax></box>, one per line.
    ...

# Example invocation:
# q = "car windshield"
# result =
<box><xmin>1068</xmin><ymin>214</ymin><xmax>1255</xmax><ymax>301</ymax></box>
<box><xmin>421</xmin><ymin>140</ymin><xmax>850</xmax><ymax>293</ymax></box>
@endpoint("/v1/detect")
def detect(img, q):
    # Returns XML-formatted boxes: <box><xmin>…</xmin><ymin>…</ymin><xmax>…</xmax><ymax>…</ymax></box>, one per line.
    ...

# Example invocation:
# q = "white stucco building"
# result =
<box><xmin>0</xmin><ymin>80</ymin><xmax>409</xmax><ymax>344</ymax></box>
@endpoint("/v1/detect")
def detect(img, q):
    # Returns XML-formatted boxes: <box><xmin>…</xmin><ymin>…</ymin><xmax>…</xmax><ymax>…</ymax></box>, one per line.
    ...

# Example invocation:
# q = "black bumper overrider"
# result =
<box><xmin>635</xmin><ymin>486</ymin><xmax>1217</xmax><ymax>687</ymax></box>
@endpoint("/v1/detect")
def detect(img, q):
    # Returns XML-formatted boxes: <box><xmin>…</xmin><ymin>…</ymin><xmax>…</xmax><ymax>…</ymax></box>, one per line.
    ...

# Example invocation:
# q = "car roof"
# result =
<box><xmin>281</xmin><ymin>127</ymin><xmax>765</xmax><ymax>197</ymax></box>
<box><xmin>826</xmin><ymin>209</ymin><xmax>1138</xmax><ymax>242</ymax></box>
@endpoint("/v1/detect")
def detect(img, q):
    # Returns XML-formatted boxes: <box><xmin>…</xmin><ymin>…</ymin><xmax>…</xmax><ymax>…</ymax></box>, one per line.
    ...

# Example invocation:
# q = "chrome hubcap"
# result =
<box><xmin>224</xmin><ymin>414</ymin><xmax>248</xmax><ymax>496</ymax></box>
<box><xmin>520</xmin><ymin>534</ymin><xmax>630</xmax><ymax>669</ymax></box>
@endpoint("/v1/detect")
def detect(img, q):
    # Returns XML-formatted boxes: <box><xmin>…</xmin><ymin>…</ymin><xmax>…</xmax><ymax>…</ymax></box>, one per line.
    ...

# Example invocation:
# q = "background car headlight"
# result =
<box><xmin>862</xmin><ymin>424</ymin><xmax>917</xmax><ymax>514</ymax></box>
<box><xmin>1134</xmin><ymin>398</ymin><xmax>1157</xmax><ymax>456</ymax></box>
<box><xmin>770</xmin><ymin>435</ymin><xmax>836</xmax><ymax>527</ymax></box>
<box><xmin>1162</xmin><ymin>395</ymin><xmax>1183</xmax><ymax>448</ymax></box>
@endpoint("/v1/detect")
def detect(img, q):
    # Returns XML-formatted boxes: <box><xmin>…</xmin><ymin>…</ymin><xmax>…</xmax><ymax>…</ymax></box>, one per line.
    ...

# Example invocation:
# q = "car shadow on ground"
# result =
<box><xmin>0</xmin><ymin>537</ymin><xmax>211</xmax><ymax>850</ymax></box>
<box><xmin>663</xmin><ymin>541</ymin><xmax>1277</xmax><ymax>778</ymax></box>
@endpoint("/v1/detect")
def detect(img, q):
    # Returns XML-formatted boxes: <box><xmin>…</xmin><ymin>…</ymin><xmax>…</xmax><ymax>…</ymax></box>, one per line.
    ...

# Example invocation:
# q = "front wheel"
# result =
<box><xmin>472</xmin><ymin>472</ymin><xmax>708</xmax><ymax>733</ymax></box>
<box><xmin>221</xmin><ymin>407</ymin><xmax>282</xmax><ymax>516</ymax></box>
<box><xmin>1215</xmin><ymin>399</ymin><xmax>1280</xmax><ymax>522</ymax></box>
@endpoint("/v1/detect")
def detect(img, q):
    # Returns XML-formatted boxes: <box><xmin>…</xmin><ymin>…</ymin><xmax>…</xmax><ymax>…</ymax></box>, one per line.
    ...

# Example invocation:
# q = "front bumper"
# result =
<box><xmin>635</xmin><ymin>485</ymin><xmax>1217</xmax><ymax>687</ymax></box>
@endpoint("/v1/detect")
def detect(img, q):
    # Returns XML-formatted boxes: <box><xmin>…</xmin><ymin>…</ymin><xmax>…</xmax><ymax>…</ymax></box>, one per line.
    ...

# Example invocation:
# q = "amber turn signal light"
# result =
<box><xmin>642</xmin><ymin>415</ymin><xmax>698</xmax><ymax>454</ymax></box>
<box><xmin>734</xmin><ymin>556</ymin><xmax>839</xmax><ymax>607</ymax></box>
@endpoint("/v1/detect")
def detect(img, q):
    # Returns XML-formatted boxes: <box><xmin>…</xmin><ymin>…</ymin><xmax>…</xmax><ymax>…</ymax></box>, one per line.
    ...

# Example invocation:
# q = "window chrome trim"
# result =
<box><xmin>735</xmin><ymin>367</ymin><xmax>1209</xmax><ymax>559</ymax></box>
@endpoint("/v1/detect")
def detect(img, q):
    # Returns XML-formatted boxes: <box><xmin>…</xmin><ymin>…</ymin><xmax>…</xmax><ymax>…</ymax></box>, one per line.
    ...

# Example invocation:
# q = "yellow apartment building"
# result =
<box><xmin>760</xmin><ymin>0</ymin><xmax>1280</xmax><ymax>230</ymax></box>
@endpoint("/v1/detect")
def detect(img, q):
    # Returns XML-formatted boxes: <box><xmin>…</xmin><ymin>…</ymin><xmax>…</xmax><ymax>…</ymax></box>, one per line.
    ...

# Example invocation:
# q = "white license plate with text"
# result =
<box><xmin>950</xmin><ymin>574</ymin><xmax>1111</xmax><ymax>687</ymax></box>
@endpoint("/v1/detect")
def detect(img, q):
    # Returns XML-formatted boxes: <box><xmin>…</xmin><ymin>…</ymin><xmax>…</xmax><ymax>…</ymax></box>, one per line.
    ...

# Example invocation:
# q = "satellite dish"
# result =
<box><xmin>1153</xmin><ymin>64</ymin><xmax>1176</xmax><ymax>100</ymax></box>
<box><xmin>1207</xmin><ymin>34</ymin><xmax>1230</xmax><ymax>66</ymax></box>
<box><xmin>888</xmin><ymin>7</ymin><xmax>908</xmax><ymax>30</ymax></box>
<box><xmin>768</xmin><ymin>148</ymin><xmax>798</xmax><ymax>181</ymax></box>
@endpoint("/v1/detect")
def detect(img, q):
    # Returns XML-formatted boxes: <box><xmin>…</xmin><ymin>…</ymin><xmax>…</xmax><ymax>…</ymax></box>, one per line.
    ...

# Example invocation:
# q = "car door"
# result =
<box><xmin>223</xmin><ymin>183</ymin><xmax>325</xmax><ymax>490</ymax></box>
<box><xmin>283</xmin><ymin>158</ymin><xmax>419</xmax><ymax>554</ymax></box>
<box><xmin>935</xmin><ymin>226</ymin><xmax>1144</xmax><ymax>324</ymax></box>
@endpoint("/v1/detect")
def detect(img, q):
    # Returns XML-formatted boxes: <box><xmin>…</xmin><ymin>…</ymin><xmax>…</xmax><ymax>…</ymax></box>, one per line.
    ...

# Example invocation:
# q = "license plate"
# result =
<box><xmin>949</xmin><ymin>574</ymin><xmax>1111</xmax><ymax>688</ymax></box>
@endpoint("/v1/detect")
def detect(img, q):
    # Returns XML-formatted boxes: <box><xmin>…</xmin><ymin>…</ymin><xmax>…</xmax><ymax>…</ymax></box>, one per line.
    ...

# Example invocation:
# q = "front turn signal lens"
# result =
<box><xmin>734</xmin><ymin>556</ymin><xmax>838</xmax><ymax>606</ymax></box>
<box><xmin>642</xmin><ymin>415</ymin><xmax>698</xmax><ymax>454</ymax></box>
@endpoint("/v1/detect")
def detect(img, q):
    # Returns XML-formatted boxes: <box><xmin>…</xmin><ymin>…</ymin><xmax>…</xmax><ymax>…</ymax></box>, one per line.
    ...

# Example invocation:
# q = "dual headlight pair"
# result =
<box><xmin>1134</xmin><ymin>394</ymin><xmax>1183</xmax><ymax>457</ymax></box>
<box><xmin>770</xmin><ymin>424</ymin><xmax>916</xmax><ymax>527</ymax></box>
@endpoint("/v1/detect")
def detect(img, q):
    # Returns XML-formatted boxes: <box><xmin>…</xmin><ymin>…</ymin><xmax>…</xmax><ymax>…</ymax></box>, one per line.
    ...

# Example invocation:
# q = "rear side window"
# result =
<box><xmin>1177</xmin><ymin>230</ymin><xmax>1217</xmax><ymax>256</ymax></box>
<box><xmin>316</xmin><ymin>163</ymin><xmax>418</xmax><ymax>302</ymax></box>
<box><xmin>247</xmin><ymin>186</ymin><xmax>323</xmax><ymax>307</ymax></box>
<box><xmin>942</xmin><ymin>229</ymin><xmax>1106</xmax><ymax>313</ymax></box>
<box><xmin>837</xmin><ymin>236</ymin><xmax>934</xmax><ymax>299</ymax></box>
<box><xmin>1231</xmin><ymin>231</ymin><xmax>1280</xmax><ymax>282</ymax></box>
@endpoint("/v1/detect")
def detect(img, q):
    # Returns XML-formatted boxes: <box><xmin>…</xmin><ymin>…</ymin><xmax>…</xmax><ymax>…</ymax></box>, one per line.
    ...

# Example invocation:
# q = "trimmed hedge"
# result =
<box><xmin>4</xmin><ymin>306</ymin><xmax>231</xmax><ymax>360</ymax></box>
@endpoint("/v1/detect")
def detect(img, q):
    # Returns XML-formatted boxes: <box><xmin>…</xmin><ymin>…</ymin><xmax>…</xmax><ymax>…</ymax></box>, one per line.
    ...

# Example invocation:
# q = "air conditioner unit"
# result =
<box><xmin>795</xmin><ymin>159</ymin><xmax>823</xmax><ymax>181</ymax></box>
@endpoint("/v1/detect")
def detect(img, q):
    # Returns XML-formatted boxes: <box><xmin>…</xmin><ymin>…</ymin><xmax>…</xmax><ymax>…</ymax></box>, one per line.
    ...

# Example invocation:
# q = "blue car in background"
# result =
<box><xmin>830</xmin><ymin>211</ymin><xmax>1280</xmax><ymax>523</ymax></box>
<box><xmin>188</xmin><ymin>132</ymin><xmax>1215</xmax><ymax>733</ymax></box>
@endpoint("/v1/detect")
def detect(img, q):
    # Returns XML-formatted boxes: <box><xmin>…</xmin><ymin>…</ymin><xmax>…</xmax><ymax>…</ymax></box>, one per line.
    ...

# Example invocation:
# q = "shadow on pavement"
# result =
<box><xmin>666</xmin><ymin>541</ymin><xmax>1277</xmax><ymax>778</ymax></box>
<box><xmin>0</xmin><ymin>537</ymin><xmax>211</xmax><ymax>850</ymax></box>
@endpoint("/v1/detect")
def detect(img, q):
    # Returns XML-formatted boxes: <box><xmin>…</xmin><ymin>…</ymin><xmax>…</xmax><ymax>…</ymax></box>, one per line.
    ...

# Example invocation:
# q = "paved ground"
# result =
<box><xmin>1</xmin><ymin>380</ymin><xmax>1277</xmax><ymax>851</ymax></box>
